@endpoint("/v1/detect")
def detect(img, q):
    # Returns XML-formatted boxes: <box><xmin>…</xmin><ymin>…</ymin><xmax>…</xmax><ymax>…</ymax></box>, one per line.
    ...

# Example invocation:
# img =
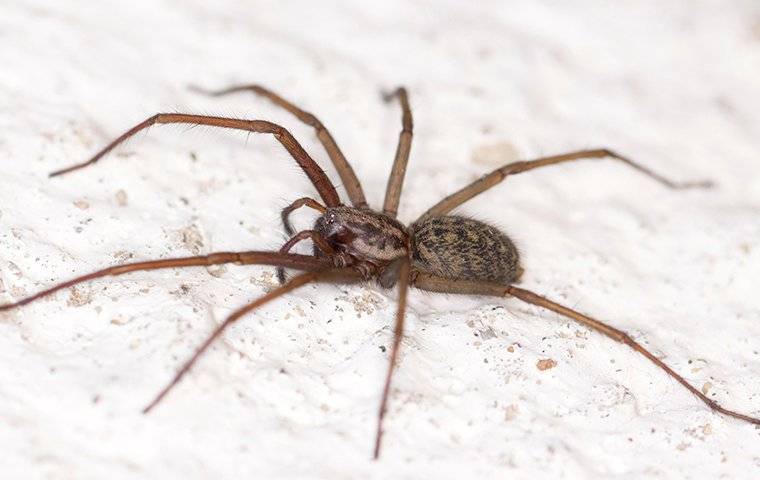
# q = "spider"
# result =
<box><xmin>1</xmin><ymin>84</ymin><xmax>758</xmax><ymax>459</ymax></box>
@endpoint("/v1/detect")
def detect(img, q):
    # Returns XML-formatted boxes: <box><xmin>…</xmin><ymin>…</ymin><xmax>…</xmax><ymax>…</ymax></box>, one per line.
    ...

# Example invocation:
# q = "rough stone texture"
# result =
<box><xmin>1</xmin><ymin>1</ymin><xmax>759</xmax><ymax>479</ymax></box>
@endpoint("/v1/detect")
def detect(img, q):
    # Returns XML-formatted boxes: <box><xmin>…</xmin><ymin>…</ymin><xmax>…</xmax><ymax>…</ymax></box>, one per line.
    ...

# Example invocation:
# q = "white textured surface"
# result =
<box><xmin>1</xmin><ymin>1</ymin><xmax>760</xmax><ymax>478</ymax></box>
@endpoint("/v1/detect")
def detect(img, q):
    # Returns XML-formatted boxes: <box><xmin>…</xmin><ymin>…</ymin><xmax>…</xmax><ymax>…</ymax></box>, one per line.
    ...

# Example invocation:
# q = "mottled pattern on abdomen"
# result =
<box><xmin>411</xmin><ymin>216</ymin><xmax>521</xmax><ymax>284</ymax></box>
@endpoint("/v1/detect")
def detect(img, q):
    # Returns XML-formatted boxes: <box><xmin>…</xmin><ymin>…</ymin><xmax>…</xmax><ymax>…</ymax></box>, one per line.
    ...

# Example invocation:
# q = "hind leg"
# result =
<box><xmin>412</xmin><ymin>273</ymin><xmax>760</xmax><ymax>425</ymax></box>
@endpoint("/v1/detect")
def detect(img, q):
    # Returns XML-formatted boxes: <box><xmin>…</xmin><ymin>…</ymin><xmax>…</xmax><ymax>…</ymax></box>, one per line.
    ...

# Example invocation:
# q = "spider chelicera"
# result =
<box><xmin>1</xmin><ymin>84</ymin><xmax>757</xmax><ymax>459</ymax></box>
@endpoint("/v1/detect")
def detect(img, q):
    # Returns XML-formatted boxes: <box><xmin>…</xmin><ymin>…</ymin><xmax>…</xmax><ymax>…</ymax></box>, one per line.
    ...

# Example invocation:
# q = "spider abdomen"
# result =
<box><xmin>411</xmin><ymin>216</ymin><xmax>521</xmax><ymax>284</ymax></box>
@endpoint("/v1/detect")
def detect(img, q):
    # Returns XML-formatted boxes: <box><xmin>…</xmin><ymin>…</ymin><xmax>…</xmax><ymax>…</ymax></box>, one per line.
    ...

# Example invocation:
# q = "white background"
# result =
<box><xmin>1</xmin><ymin>1</ymin><xmax>759</xmax><ymax>478</ymax></box>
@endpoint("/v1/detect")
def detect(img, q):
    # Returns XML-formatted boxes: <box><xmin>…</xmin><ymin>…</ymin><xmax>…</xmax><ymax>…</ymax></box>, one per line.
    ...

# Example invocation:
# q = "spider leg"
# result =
<box><xmin>190</xmin><ymin>84</ymin><xmax>369</xmax><ymax>208</ymax></box>
<box><xmin>49</xmin><ymin>114</ymin><xmax>341</xmax><ymax>207</ymax></box>
<box><xmin>276</xmin><ymin>198</ymin><xmax>334</xmax><ymax>283</ymax></box>
<box><xmin>0</xmin><ymin>251</ymin><xmax>331</xmax><ymax>311</ymax></box>
<box><xmin>144</xmin><ymin>269</ymin><xmax>360</xmax><ymax>412</ymax></box>
<box><xmin>412</xmin><ymin>273</ymin><xmax>760</xmax><ymax>425</ymax></box>
<box><xmin>382</xmin><ymin>87</ymin><xmax>414</xmax><ymax>218</ymax></box>
<box><xmin>280</xmin><ymin>197</ymin><xmax>326</xmax><ymax>237</ymax></box>
<box><xmin>276</xmin><ymin>229</ymin><xmax>339</xmax><ymax>284</ymax></box>
<box><xmin>418</xmin><ymin>149</ymin><xmax>713</xmax><ymax>221</ymax></box>
<box><xmin>373</xmin><ymin>256</ymin><xmax>411</xmax><ymax>459</ymax></box>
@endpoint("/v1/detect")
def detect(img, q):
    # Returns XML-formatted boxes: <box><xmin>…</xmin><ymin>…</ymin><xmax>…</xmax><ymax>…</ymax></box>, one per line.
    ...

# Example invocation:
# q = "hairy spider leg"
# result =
<box><xmin>280</xmin><ymin>197</ymin><xmax>327</xmax><ymax>237</ymax></box>
<box><xmin>419</xmin><ymin>149</ymin><xmax>713</xmax><ymax>221</ymax></box>
<box><xmin>373</xmin><ymin>255</ymin><xmax>411</xmax><ymax>459</ymax></box>
<box><xmin>276</xmin><ymin>230</ymin><xmax>337</xmax><ymax>284</ymax></box>
<box><xmin>144</xmin><ymin>269</ymin><xmax>354</xmax><ymax>413</ymax></box>
<box><xmin>412</xmin><ymin>273</ymin><xmax>760</xmax><ymax>425</ymax></box>
<box><xmin>382</xmin><ymin>87</ymin><xmax>414</xmax><ymax>219</ymax></box>
<box><xmin>190</xmin><ymin>84</ymin><xmax>369</xmax><ymax>209</ymax></box>
<box><xmin>49</xmin><ymin>114</ymin><xmax>342</xmax><ymax>207</ymax></box>
<box><xmin>0</xmin><ymin>252</ymin><xmax>332</xmax><ymax>312</ymax></box>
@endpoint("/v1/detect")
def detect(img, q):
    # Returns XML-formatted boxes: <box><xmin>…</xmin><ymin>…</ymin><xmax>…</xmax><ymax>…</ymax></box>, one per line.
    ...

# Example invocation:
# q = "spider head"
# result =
<box><xmin>315</xmin><ymin>206</ymin><xmax>409</xmax><ymax>267</ymax></box>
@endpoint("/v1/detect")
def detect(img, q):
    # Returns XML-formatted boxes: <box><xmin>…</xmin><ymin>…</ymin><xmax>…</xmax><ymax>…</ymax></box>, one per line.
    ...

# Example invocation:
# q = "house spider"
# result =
<box><xmin>1</xmin><ymin>84</ymin><xmax>758</xmax><ymax>459</ymax></box>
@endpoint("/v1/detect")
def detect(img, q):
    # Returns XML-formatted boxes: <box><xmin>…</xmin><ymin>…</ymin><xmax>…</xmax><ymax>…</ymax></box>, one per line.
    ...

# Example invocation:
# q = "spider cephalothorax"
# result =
<box><xmin>314</xmin><ymin>206</ymin><xmax>408</xmax><ymax>278</ymax></box>
<box><xmin>1</xmin><ymin>83</ymin><xmax>756</xmax><ymax>460</ymax></box>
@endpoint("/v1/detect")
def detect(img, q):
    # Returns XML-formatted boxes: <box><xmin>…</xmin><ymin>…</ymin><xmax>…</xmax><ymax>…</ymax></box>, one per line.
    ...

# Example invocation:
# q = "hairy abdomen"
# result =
<box><xmin>411</xmin><ymin>216</ymin><xmax>521</xmax><ymax>284</ymax></box>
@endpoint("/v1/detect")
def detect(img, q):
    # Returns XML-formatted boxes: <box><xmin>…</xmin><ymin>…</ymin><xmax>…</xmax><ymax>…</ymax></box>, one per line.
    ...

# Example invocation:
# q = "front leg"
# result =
<box><xmin>276</xmin><ymin>229</ymin><xmax>338</xmax><ymax>284</ymax></box>
<box><xmin>280</xmin><ymin>197</ymin><xmax>326</xmax><ymax>237</ymax></box>
<box><xmin>49</xmin><ymin>113</ymin><xmax>342</xmax><ymax>207</ymax></box>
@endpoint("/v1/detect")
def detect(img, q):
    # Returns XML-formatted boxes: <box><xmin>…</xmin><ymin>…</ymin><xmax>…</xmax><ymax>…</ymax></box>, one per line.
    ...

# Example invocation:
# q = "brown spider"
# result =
<box><xmin>1</xmin><ymin>84</ymin><xmax>758</xmax><ymax>459</ymax></box>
